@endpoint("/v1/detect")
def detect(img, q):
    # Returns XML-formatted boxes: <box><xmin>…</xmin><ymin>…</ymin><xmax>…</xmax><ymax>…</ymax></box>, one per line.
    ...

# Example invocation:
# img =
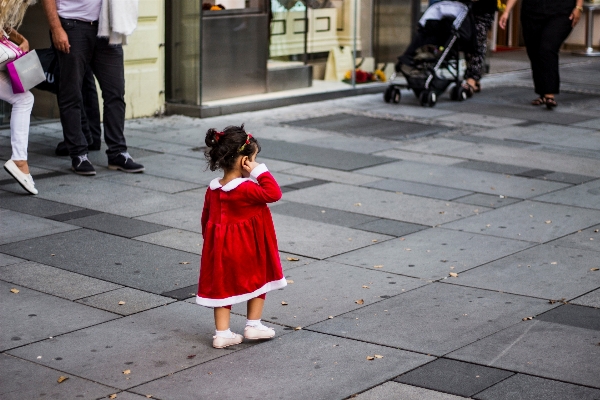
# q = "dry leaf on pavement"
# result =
<box><xmin>57</xmin><ymin>376</ymin><xmax>68</xmax><ymax>383</ymax></box>
<box><xmin>374</xmin><ymin>355</ymin><xmax>383</xmax><ymax>359</ymax></box>
<box><xmin>373</xmin><ymin>265</ymin><xmax>383</xmax><ymax>269</ymax></box>
<box><xmin>286</xmin><ymin>257</ymin><xmax>299</xmax><ymax>261</ymax></box>
<box><xmin>294</xmin><ymin>326</ymin><xmax>302</xmax><ymax>330</ymax></box>
<box><xmin>362</xmin><ymin>285</ymin><xmax>370</xmax><ymax>289</ymax></box>
<box><xmin>118</xmin><ymin>301</ymin><xmax>126</xmax><ymax>305</ymax></box>
<box><xmin>545</xmin><ymin>220</ymin><xmax>552</xmax><ymax>224</ymax></box>
<box><xmin>10</xmin><ymin>288</ymin><xmax>19</xmax><ymax>294</ymax></box>
<box><xmin>591</xmin><ymin>268</ymin><xmax>599</xmax><ymax>271</ymax></box>
<box><xmin>187</xmin><ymin>354</ymin><xmax>196</xmax><ymax>359</ymax></box>
<box><xmin>179</xmin><ymin>262</ymin><xmax>190</xmax><ymax>265</ymax></box>
<box><xmin>522</xmin><ymin>316</ymin><xmax>533</xmax><ymax>321</ymax></box>
<box><xmin>355</xmin><ymin>299</ymin><xmax>364</xmax><ymax>305</ymax></box>
<box><xmin>366</xmin><ymin>356</ymin><xmax>375</xmax><ymax>360</ymax></box>
<box><xmin>109</xmin><ymin>395</ymin><xmax>117</xmax><ymax>399</ymax></box>
<box><xmin>286</xmin><ymin>279</ymin><xmax>294</xmax><ymax>284</ymax></box>
<box><xmin>449</xmin><ymin>272</ymin><xmax>458</xmax><ymax>278</ymax></box>
<box><xmin>281</xmin><ymin>301</ymin><xmax>288</xmax><ymax>306</ymax></box>
<box><xmin>123</xmin><ymin>369</ymin><xmax>131</xmax><ymax>375</ymax></box>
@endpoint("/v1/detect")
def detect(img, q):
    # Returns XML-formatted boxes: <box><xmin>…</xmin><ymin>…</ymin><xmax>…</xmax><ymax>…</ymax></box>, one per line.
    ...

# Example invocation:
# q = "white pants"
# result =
<box><xmin>0</xmin><ymin>71</ymin><xmax>34</xmax><ymax>161</ymax></box>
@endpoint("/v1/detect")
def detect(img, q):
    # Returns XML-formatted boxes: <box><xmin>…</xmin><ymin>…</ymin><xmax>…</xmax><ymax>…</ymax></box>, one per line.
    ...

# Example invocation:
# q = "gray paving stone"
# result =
<box><xmin>231</xmin><ymin>260</ymin><xmax>427</xmax><ymax>327</ymax></box>
<box><xmin>373</xmin><ymin>149</ymin><xmax>464</xmax><ymax>165</ymax></box>
<box><xmin>570</xmin><ymin>289</ymin><xmax>600</xmax><ymax>308</ymax></box>
<box><xmin>46</xmin><ymin>208</ymin><xmax>103</xmax><ymax>222</ymax></box>
<box><xmin>448</xmin><ymin>319</ymin><xmax>600</xmax><ymax>388</ymax></box>
<box><xmin>442</xmin><ymin>200</ymin><xmax>600</xmax><ymax>243</ymax></box>
<box><xmin>162</xmin><ymin>283</ymin><xmax>197</xmax><ymax>300</ymax></box>
<box><xmin>542</xmin><ymin>172</ymin><xmax>596</xmax><ymax>184</ymax></box>
<box><xmin>282</xmin><ymin>178</ymin><xmax>329</xmax><ymax>190</ymax></box>
<box><xmin>283</xmin><ymin>183</ymin><xmax>484</xmax><ymax>226</ymax></box>
<box><xmin>453</xmin><ymin>160</ymin><xmax>531</xmax><ymax>175</ymax></box>
<box><xmin>454</xmin><ymin>193</ymin><xmax>522</xmax><ymax>208</ymax></box>
<box><xmin>355</xmin><ymin>381</ymin><xmax>470</xmax><ymax>400</ymax></box>
<box><xmin>77</xmin><ymin>287</ymin><xmax>176</xmax><ymax>315</ymax></box>
<box><xmin>273</xmin><ymin>214</ymin><xmax>393</xmax><ymax>259</ymax></box>
<box><xmin>394</xmin><ymin>358</ymin><xmax>513</xmax><ymax>397</ymax></box>
<box><xmin>0</xmin><ymin>280</ymin><xmax>118</xmax><ymax>351</ymax></box>
<box><xmin>7</xmin><ymin>302</ymin><xmax>261</xmax><ymax>390</ymax></box>
<box><xmin>330</xmin><ymin>229</ymin><xmax>532</xmax><ymax>280</ymax></box>
<box><xmin>475</xmin><ymin>374</ymin><xmax>600</xmax><ymax>400</ymax></box>
<box><xmin>98</xmin><ymin>171</ymin><xmax>203</xmax><ymax>194</ymax></box>
<box><xmin>282</xmin><ymin>165</ymin><xmax>383</xmax><ymax>185</ymax></box>
<box><xmin>300</xmin><ymin>135</ymin><xmax>397</xmax><ymax>154</ymax></box>
<box><xmin>110</xmin><ymin>392</ymin><xmax>152</xmax><ymax>400</ymax></box>
<box><xmin>0</xmin><ymin>253</ymin><xmax>24</xmax><ymax>266</ymax></box>
<box><xmin>0</xmin><ymin>191</ymin><xmax>83</xmax><ymax>217</ymax></box>
<box><xmin>285</xmin><ymin>113</ymin><xmax>449</xmax><ymax>139</ymax></box>
<box><xmin>417</xmin><ymin>140</ymin><xmax>600</xmax><ymax>178</ymax></box>
<box><xmin>271</xmin><ymin>171</ymin><xmax>314</xmax><ymax>187</ymax></box>
<box><xmin>473</xmin><ymin>123</ymin><xmax>600</xmax><ymax>151</ymax></box>
<box><xmin>0</xmin><ymin>353</ymin><xmax>116</xmax><ymax>400</ymax></box>
<box><xmin>435</xmin><ymin>113</ymin><xmax>525</xmax><ymax>127</ymax></box>
<box><xmin>351</xmin><ymin>219</ymin><xmax>429</xmax><ymax>237</ymax></box>
<box><xmin>0</xmin><ymin>209</ymin><xmax>79</xmax><ymax>245</ymax></box>
<box><xmin>270</xmin><ymin>201</ymin><xmax>379</xmax><ymax>227</ymax></box>
<box><xmin>310</xmin><ymin>283</ymin><xmax>556</xmax><ymax>356</ymax></box>
<box><xmin>536</xmin><ymin>304</ymin><xmax>600</xmax><ymax>331</ymax></box>
<box><xmin>535</xmin><ymin>180</ymin><xmax>600</xmax><ymax>210</ymax></box>
<box><xmin>357</xmin><ymin>161</ymin><xmax>569</xmax><ymax>199</ymax></box>
<box><xmin>22</xmin><ymin>174</ymin><xmax>190</xmax><ymax>218</ymax></box>
<box><xmin>367</xmin><ymin>103</ymin><xmax>455</xmax><ymax>119</ymax></box>
<box><xmin>135</xmin><ymin>206</ymin><xmax>201</xmax><ymax>233</ymax></box>
<box><xmin>242</xmin><ymin>124</ymin><xmax>333</xmax><ymax>143</ymax></box>
<box><xmin>0</xmin><ymin>229</ymin><xmax>199</xmax><ymax>294</ymax></box>
<box><xmin>135</xmin><ymin>228</ymin><xmax>203</xmax><ymax>254</ymax></box>
<box><xmin>448</xmin><ymin>244</ymin><xmax>600</xmax><ymax>300</ymax></box>
<box><xmin>453</xmin><ymin>135</ymin><xmax>536</xmax><ymax>149</ymax></box>
<box><xmin>259</xmin><ymin>138</ymin><xmax>395</xmax><ymax>171</ymax></box>
<box><xmin>258</xmin><ymin>157</ymin><xmax>304</xmax><ymax>172</ymax></box>
<box><xmin>68</xmin><ymin>213</ymin><xmax>169</xmax><ymax>238</ymax></box>
<box><xmin>132</xmin><ymin>330</ymin><xmax>434</xmax><ymax>400</ymax></box>
<box><xmin>573</xmin><ymin>117</ymin><xmax>600</xmax><ymax>129</ymax></box>
<box><xmin>116</xmin><ymin>153</ymin><xmax>218</xmax><ymax>185</ymax></box>
<box><xmin>0</xmin><ymin>261</ymin><xmax>122</xmax><ymax>300</ymax></box>
<box><xmin>364</xmin><ymin>178</ymin><xmax>473</xmax><ymax>200</ymax></box>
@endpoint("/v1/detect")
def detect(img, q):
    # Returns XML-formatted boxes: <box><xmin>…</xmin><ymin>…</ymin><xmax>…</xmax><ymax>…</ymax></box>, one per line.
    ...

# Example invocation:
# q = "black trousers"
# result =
<box><xmin>56</xmin><ymin>18</ymin><xmax>127</xmax><ymax>159</ymax></box>
<box><xmin>520</xmin><ymin>0</ymin><xmax>574</xmax><ymax>95</ymax></box>
<box><xmin>81</xmin><ymin>67</ymin><xmax>102</xmax><ymax>146</ymax></box>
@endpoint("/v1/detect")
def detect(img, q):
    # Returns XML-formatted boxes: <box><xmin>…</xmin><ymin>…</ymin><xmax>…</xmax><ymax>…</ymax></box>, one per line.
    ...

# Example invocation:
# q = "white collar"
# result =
<box><xmin>209</xmin><ymin>177</ymin><xmax>252</xmax><ymax>192</ymax></box>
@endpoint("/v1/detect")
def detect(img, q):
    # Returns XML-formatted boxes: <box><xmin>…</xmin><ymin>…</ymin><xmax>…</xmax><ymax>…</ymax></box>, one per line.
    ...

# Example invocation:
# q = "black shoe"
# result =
<box><xmin>55</xmin><ymin>141</ymin><xmax>69</xmax><ymax>156</ymax></box>
<box><xmin>108</xmin><ymin>152</ymin><xmax>145</xmax><ymax>173</ymax></box>
<box><xmin>71</xmin><ymin>154</ymin><xmax>96</xmax><ymax>176</ymax></box>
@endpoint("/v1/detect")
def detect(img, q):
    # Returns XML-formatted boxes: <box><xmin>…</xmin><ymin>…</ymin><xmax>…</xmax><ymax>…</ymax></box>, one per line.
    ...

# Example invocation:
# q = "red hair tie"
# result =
<box><xmin>214</xmin><ymin>131</ymin><xmax>224</xmax><ymax>142</ymax></box>
<box><xmin>238</xmin><ymin>133</ymin><xmax>253</xmax><ymax>152</ymax></box>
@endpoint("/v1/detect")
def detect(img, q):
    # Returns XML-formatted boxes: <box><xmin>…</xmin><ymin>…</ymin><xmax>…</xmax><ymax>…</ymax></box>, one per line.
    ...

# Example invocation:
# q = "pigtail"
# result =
<box><xmin>203</xmin><ymin>124</ymin><xmax>260</xmax><ymax>172</ymax></box>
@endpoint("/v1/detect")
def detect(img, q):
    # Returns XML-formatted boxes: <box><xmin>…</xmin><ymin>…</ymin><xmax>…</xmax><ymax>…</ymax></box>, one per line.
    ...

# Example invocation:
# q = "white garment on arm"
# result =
<box><xmin>56</xmin><ymin>0</ymin><xmax>102</xmax><ymax>22</ymax></box>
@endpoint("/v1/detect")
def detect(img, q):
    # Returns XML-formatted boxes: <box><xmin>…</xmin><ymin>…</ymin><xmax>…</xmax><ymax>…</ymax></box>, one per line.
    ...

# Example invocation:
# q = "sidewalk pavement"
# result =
<box><xmin>1</xmin><ymin>52</ymin><xmax>600</xmax><ymax>400</ymax></box>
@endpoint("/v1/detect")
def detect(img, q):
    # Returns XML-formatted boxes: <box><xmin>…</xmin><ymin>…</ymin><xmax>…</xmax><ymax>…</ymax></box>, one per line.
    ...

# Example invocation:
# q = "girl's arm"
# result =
<box><xmin>499</xmin><ymin>0</ymin><xmax>518</xmax><ymax>30</ymax></box>
<box><xmin>7</xmin><ymin>28</ymin><xmax>29</xmax><ymax>52</ymax></box>
<box><xmin>245</xmin><ymin>164</ymin><xmax>282</xmax><ymax>204</ymax></box>
<box><xmin>201</xmin><ymin>189</ymin><xmax>210</xmax><ymax>237</ymax></box>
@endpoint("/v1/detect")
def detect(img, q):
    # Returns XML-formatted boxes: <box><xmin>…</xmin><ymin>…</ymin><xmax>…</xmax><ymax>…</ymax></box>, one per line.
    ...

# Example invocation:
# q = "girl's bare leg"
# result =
<box><xmin>247</xmin><ymin>297</ymin><xmax>265</xmax><ymax>320</ymax></box>
<box><xmin>214</xmin><ymin>307</ymin><xmax>231</xmax><ymax>331</ymax></box>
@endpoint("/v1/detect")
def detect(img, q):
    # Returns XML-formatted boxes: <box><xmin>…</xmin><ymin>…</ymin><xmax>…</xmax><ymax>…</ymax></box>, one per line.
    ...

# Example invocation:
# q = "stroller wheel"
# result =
<box><xmin>456</xmin><ymin>85</ymin><xmax>468</xmax><ymax>101</ymax></box>
<box><xmin>392</xmin><ymin>88</ymin><xmax>402</xmax><ymax>104</ymax></box>
<box><xmin>428</xmin><ymin>91</ymin><xmax>437</xmax><ymax>107</ymax></box>
<box><xmin>384</xmin><ymin>86</ymin><xmax>393</xmax><ymax>103</ymax></box>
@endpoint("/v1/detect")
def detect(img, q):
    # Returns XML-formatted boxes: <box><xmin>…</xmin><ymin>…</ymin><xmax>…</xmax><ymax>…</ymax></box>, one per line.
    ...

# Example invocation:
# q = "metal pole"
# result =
<box><xmin>352</xmin><ymin>0</ymin><xmax>357</xmax><ymax>87</ymax></box>
<box><xmin>304</xmin><ymin>1</ymin><xmax>309</xmax><ymax>64</ymax></box>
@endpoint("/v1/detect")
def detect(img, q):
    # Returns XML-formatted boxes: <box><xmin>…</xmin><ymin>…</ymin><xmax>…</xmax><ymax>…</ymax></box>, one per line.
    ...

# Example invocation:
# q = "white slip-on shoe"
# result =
<box><xmin>212</xmin><ymin>332</ymin><xmax>243</xmax><ymax>349</ymax></box>
<box><xmin>3</xmin><ymin>160</ymin><xmax>38</xmax><ymax>195</ymax></box>
<box><xmin>244</xmin><ymin>325</ymin><xmax>275</xmax><ymax>340</ymax></box>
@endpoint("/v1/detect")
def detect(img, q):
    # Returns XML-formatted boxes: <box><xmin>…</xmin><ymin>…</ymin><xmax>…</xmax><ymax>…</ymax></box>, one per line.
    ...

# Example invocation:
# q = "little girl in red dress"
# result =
<box><xmin>196</xmin><ymin>125</ymin><xmax>287</xmax><ymax>348</ymax></box>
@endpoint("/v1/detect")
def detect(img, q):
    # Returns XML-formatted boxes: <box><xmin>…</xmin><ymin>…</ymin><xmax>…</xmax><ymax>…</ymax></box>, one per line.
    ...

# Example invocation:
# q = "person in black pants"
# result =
<box><xmin>500</xmin><ymin>0</ymin><xmax>583</xmax><ymax>109</ymax></box>
<box><xmin>463</xmin><ymin>0</ymin><xmax>497</xmax><ymax>95</ymax></box>
<box><xmin>41</xmin><ymin>0</ymin><xmax>144</xmax><ymax>175</ymax></box>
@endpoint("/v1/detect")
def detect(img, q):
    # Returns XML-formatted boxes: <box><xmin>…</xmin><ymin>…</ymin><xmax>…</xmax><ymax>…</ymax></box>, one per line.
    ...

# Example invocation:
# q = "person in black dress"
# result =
<box><xmin>500</xmin><ymin>0</ymin><xmax>583</xmax><ymax>109</ymax></box>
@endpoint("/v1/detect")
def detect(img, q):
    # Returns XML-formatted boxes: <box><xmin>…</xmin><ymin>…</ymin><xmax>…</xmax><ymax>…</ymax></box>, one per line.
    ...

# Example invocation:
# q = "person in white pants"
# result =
<box><xmin>1</xmin><ymin>2</ymin><xmax>37</xmax><ymax>195</ymax></box>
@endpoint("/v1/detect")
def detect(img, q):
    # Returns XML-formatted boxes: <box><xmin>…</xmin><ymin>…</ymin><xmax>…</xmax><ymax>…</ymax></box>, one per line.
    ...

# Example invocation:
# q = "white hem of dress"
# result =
<box><xmin>196</xmin><ymin>277</ymin><xmax>288</xmax><ymax>307</ymax></box>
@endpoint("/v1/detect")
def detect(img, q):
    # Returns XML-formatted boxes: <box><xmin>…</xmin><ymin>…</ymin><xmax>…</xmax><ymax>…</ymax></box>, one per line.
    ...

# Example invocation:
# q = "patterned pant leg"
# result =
<box><xmin>464</xmin><ymin>13</ymin><xmax>495</xmax><ymax>82</ymax></box>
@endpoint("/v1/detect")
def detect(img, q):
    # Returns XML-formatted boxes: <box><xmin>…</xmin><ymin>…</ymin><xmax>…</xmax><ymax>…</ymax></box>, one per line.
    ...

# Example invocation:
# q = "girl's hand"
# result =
<box><xmin>18</xmin><ymin>38</ymin><xmax>29</xmax><ymax>52</ymax></box>
<box><xmin>499</xmin><ymin>13</ymin><xmax>509</xmax><ymax>30</ymax></box>
<box><xmin>570</xmin><ymin>8</ymin><xmax>582</xmax><ymax>27</ymax></box>
<box><xmin>242</xmin><ymin>158</ymin><xmax>259</xmax><ymax>176</ymax></box>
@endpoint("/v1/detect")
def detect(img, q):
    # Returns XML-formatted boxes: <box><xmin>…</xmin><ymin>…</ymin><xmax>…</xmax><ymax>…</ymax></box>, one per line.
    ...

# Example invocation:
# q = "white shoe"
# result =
<box><xmin>244</xmin><ymin>325</ymin><xmax>275</xmax><ymax>340</ymax></box>
<box><xmin>3</xmin><ymin>160</ymin><xmax>38</xmax><ymax>195</ymax></box>
<box><xmin>212</xmin><ymin>332</ymin><xmax>243</xmax><ymax>349</ymax></box>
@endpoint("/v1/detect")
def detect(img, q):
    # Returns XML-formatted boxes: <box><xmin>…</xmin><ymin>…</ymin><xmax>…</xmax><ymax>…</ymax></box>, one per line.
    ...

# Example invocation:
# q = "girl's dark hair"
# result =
<box><xmin>204</xmin><ymin>124</ymin><xmax>261</xmax><ymax>171</ymax></box>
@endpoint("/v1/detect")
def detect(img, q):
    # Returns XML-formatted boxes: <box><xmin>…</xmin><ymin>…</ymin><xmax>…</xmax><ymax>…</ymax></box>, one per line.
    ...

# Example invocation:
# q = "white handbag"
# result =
<box><xmin>0</xmin><ymin>34</ymin><xmax>24</xmax><ymax>71</ymax></box>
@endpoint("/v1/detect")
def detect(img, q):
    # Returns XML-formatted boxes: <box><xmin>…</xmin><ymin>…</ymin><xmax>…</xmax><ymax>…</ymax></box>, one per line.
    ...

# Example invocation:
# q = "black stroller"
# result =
<box><xmin>384</xmin><ymin>0</ymin><xmax>476</xmax><ymax>107</ymax></box>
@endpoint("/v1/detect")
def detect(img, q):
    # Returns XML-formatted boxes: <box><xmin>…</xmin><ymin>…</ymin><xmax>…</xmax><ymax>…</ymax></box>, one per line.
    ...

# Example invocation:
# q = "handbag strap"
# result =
<box><xmin>0</xmin><ymin>36</ymin><xmax>25</xmax><ymax>57</ymax></box>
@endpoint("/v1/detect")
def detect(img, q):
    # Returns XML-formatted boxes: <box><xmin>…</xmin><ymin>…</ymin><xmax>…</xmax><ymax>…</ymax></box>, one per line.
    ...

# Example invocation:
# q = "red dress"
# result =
<box><xmin>196</xmin><ymin>164</ymin><xmax>287</xmax><ymax>307</ymax></box>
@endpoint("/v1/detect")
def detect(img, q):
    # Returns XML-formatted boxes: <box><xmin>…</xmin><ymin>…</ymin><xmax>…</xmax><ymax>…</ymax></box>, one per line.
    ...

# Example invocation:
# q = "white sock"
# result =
<box><xmin>246</xmin><ymin>319</ymin><xmax>271</xmax><ymax>330</ymax></box>
<box><xmin>215</xmin><ymin>328</ymin><xmax>235</xmax><ymax>338</ymax></box>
